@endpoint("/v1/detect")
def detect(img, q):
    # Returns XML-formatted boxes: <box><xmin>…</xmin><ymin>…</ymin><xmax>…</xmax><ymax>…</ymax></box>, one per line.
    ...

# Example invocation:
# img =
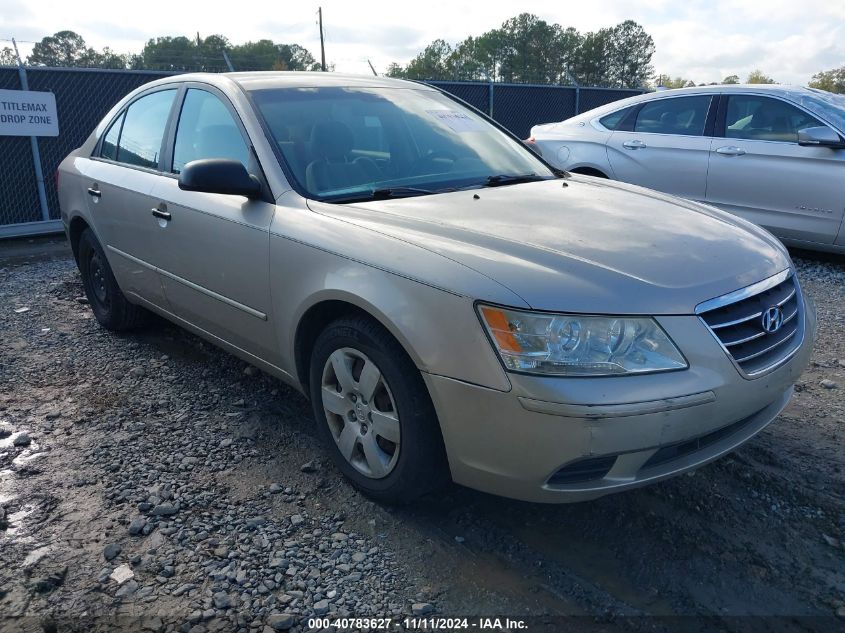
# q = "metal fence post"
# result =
<box><xmin>488</xmin><ymin>79</ymin><xmax>494</xmax><ymax>118</ymax></box>
<box><xmin>12</xmin><ymin>39</ymin><xmax>51</xmax><ymax>223</ymax></box>
<box><xmin>222</xmin><ymin>49</ymin><xmax>235</xmax><ymax>72</ymax></box>
<box><xmin>575</xmin><ymin>86</ymin><xmax>581</xmax><ymax>115</ymax></box>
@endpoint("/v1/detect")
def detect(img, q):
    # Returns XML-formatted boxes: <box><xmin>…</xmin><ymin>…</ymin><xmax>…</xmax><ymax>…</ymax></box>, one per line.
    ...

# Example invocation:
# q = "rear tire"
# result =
<box><xmin>309</xmin><ymin>315</ymin><xmax>450</xmax><ymax>503</ymax></box>
<box><xmin>78</xmin><ymin>228</ymin><xmax>146</xmax><ymax>331</ymax></box>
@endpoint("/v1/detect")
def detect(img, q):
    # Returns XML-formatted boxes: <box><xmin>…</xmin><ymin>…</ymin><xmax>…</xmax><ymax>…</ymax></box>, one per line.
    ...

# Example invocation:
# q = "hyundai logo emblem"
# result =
<box><xmin>761</xmin><ymin>306</ymin><xmax>784</xmax><ymax>333</ymax></box>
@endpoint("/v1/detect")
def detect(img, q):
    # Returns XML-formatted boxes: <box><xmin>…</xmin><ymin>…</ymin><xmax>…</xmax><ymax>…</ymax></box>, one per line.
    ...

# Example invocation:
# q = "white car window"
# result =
<box><xmin>172</xmin><ymin>89</ymin><xmax>250</xmax><ymax>174</ymax></box>
<box><xmin>599</xmin><ymin>107</ymin><xmax>632</xmax><ymax>131</ymax></box>
<box><xmin>116</xmin><ymin>90</ymin><xmax>177</xmax><ymax>169</ymax></box>
<box><xmin>633</xmin><ymin>96</ymin><xmax>711</xmax><ymax>136</ymax></box>
<box><xmin>725</xmin><ymin>95</ymin><xmax>824</xmax><ymax>143</ymax></box>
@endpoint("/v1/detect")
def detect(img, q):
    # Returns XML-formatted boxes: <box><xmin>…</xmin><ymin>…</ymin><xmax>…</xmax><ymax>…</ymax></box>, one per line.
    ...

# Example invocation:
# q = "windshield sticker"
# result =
<box><xmin>426</xmin><ymin>109</ymin><xmax>485</xmax><ymax>133</ymax></box>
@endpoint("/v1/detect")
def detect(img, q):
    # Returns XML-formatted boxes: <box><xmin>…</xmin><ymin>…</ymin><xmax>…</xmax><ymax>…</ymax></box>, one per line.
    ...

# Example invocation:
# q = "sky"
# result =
<box><xmin>2</xmin><ymin>0</ymin><xmax>844</xmax><ymax>85</ymax></box>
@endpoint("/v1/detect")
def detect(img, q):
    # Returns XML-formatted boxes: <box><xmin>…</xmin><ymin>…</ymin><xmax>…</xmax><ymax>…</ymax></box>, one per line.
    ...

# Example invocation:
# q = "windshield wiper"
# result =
<box><xmin>482</xmin><ymin>173</ymin><xmax>546</xmax><ymax>187</ymax></box>
<box><xmin>326</xmin><ymin>186</ymin><xmax>440</xmax><ymax>204</ymax></box>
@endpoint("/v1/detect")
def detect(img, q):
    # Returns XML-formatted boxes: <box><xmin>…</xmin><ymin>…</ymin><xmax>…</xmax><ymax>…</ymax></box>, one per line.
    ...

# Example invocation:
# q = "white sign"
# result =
<box><xmin>0</xmin><ymin>89</ymin><xmax>59</xmax><ymax>137</ymax></box>
<box><xmin>426</xmin><ymin>109</ymin><xmax>485</xmax><ymax>133</ymax></box>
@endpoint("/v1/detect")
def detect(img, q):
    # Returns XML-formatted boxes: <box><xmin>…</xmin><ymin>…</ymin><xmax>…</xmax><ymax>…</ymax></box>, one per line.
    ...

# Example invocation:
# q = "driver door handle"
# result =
<box><xmin>151</xmin><ymin>207</ymin><xmax>171</xmax><ymax>221</ymax></box>
<box><xmin>622</xmin><ymin>139</ymin><xmax>647</xmax><ymax>150</ymax></box>
<box><xmin>716</xmin><ymin>146</ymin><xmax>746</xmax><ymax>156</ymax></box>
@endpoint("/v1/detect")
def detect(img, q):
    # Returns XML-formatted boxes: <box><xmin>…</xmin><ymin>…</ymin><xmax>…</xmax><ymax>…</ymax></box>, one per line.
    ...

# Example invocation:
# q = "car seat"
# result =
<box><xmin>305</xmin><ymin>121</ymin><xmax>373</xmax><ymax>193</ymax></box>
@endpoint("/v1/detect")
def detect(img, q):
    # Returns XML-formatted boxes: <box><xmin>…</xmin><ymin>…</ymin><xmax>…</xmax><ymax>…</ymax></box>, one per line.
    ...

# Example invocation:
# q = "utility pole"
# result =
<box><xmin>318</xmin><ymin>7</ymin><xmax>326</xmax><ymax>71</ymax></box>
<box><xmin>367</xmin><ymin>59</ymin><xmax>377</xmax><ymax>76</ymax></box>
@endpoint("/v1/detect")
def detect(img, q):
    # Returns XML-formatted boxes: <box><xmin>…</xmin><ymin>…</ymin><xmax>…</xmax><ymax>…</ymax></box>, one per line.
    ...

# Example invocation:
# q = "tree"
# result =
<box><xmin>276</xmin><ymin>44</ymin><xmax>318</xmax><ymax>71</ymax></box>
<box><xmin>722</xmin><ymin>74</ymin><xmax>740</xmax><ymax>84</ymax></box>
<box><xmin>386</xmin><ymin>14</ymin><xmax>655</xmax><ymax>87</ymax></box>
<box><xmin>0</xmin><ymin>46</ymin><xmax>18</xmax><ymax>65</ymax></box>
<box><xmin>445</xmin><ymin>36</ymin><xmax>490</xmax><ymax>81</ymax></box>
<box><xmin>229</xmin><ymin>39</ymin><xmax>280</xmax><ymax>70</ymax></box>
<box><xmin>605</xmin><ymin>20</ymin><xmax>655</xmax><ymax>88</ymax></box>
<box><xmin>28</xmin><ymin>30</ymin><xmax>91</xmax><ymax>67</ymax></box>
<box><xmin>655</xmin><ymin>75</ymin><xmax>694</xmax><ymax>89</ymax></box>
<box><xmin>385</xmin><ymin>62</ymin><xmax>405</xmax><ymax>78</ymax></box>
<box><xmin>809</xmin><ymin>67</ymin><xmax>845</xmax><ymax>94</ymax></box>
<box><xmin>227</xmin><ymin>40</ymin><xmax>318</xmax><ymax>71</ymax></box>
<box><xmin>94</xmin><ymin>47</ymin><xmax>129</xmax><ymax>69</ymax></box>
<box><xmin>747</xmin><ymin>69</ymin><xmax>776</xmax><ymax>84</ymax></box>
<box><xmin>138</xmin><ymin>36</ymin><xmax>198</xmax><ymax>70</ymax></box>
<box><xmin>572</xmin><ymin>28</ymin><xmax>612</xmax><ymax>87</ymax></box>
<box><xmin>404</xmin><ymin>39</ymin><xmax>453</xmax><ymax>79</ymax></box>
<box><xmin>494</xmin><ymin>13</ymin><xmax>566</xmax><ymax>83</ymax></box>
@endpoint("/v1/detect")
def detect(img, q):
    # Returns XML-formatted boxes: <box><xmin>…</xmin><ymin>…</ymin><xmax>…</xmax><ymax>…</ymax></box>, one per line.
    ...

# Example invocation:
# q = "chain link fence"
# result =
<box><xmin>1</xmin><ymin>66</ymin><xmax>643</xmax><ymax>237</ymax></box>
<box><xmin>0</xmin><ymin>68</ymin><xmax>41</xmax><ymax>227</ymax></box>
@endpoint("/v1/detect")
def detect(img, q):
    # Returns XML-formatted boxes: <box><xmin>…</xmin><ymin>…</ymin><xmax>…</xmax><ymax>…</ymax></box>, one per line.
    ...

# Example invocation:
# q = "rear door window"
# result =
<box><xmin>172</xmin><ymin>89</ymin><xmax>250</xmax><ymax>174</ymax></box>
<box><xmin>633</xmin><ymin>96</ymin><xmax>712</xmax><ymax>136</ymax></box>
<box><xmin>116</xmin><ymin>89</ymin><xmax>177</xmax><ymax>169</ymax></box>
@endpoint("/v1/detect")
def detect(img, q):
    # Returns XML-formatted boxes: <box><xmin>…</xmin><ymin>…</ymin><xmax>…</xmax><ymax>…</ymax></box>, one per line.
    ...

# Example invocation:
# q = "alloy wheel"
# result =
<box><xmin>320</xmin><ymin>347</ymin><xmax>401</xmax><ymax>479</ymax></box>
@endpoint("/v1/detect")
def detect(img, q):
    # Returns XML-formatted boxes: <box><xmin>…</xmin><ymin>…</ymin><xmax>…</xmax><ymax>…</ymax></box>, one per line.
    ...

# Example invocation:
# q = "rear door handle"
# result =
<box><xmin>151</xmin><ymin>208</ymin><xmax>172</xmax><ymax>221</ymax></box>
<box><xmin>622</xmin><ymin>139</ymin><xmax>647</xmax><ymax>150</ymax></box>
<box><xmin>716</xmin><ymin>146</ymin><xmax>746</xmax><ymax>156</ymax></box>
<box><xmin>87</xmin><ymin>186</ymin><xmax>101</xmax><ymax>198</ymax></box>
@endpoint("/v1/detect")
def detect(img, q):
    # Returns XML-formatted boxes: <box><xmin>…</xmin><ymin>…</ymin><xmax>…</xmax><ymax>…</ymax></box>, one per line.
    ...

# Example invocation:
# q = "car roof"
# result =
<box><xmin>568</xmin><ymin>83</ymin><xmax>832</xmax><ymax>121</ymax></box>
<box><xmin>648</xmin><ymin>84</ymin><xmax>815</xmax><ymax>98</ymax></box>
<box><xmin>169</xmin><ymin>71</ymin><xmax>436</xmax><ymax>92</ymax></box>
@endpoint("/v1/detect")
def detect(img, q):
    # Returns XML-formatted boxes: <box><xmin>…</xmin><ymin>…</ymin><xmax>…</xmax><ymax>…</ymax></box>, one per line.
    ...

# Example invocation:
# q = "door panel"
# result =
<box><xmin>706</xmin><ymin>94</ymin><xmax>845</xmax><ymax>244</ymax></box>
<box><xmin>149</xmin><ymin>179</ymin><xmax>278</xmax><ymax>361</ymax></box>
<box><xmin>81</xmin><ymin>88</ymin><xmax>178</xmax><ymax>308</ymax></box>
<box><xmin>81</xmin><ymin>160</ymin><xmax>168</xmax><ymax>308</ymax></box>
<box><xmin>148</xmin><ymin>87</ymin><xmax>279</xmax><ymax>363</ymax></box>
<box><xmin>606</xmin><ymin>95</ymin><xmax>714</xmax><ymax>200</ymax></box>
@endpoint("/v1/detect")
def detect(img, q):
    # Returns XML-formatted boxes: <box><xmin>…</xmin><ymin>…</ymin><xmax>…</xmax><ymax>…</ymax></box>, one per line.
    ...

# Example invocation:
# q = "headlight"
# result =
<box><xmin>477</xmin><ymin>305</ymin><xmax>687</xmax><ymax>376</ymax></box>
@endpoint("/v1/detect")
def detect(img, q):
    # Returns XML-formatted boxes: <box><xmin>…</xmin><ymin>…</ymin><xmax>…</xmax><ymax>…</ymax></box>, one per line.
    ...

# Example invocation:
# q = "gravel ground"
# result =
<box><xmin>0</xmin><ymin>240</ymin><xmax>843</xmax><ymax>633</ymax></box>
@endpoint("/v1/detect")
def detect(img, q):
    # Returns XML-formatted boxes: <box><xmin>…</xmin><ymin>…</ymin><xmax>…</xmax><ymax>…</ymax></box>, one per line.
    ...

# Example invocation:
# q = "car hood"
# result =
<box><xmin>307</xmin><ymin>177</ymin><xmax>790</xmax><ymax>314</ymax></box>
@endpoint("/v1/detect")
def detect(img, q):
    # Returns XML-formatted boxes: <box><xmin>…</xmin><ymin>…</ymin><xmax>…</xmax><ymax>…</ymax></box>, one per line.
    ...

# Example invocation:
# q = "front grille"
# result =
<box><xmin>697</xmin><ymin>271</ymin><xmax>803</xmax><ymax>377</ymax></box>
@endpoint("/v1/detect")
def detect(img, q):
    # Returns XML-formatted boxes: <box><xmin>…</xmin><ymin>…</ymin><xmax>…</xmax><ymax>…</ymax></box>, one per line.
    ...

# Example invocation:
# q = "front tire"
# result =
<box><xmin>309</xmin><ymin>315</ymin><xmax>449</xmax><ymax>503</ymax></box>
<box><xmin>78</xmin><ymin>228</ymin><xmax>146</xmax><ymax>331</ymax></box>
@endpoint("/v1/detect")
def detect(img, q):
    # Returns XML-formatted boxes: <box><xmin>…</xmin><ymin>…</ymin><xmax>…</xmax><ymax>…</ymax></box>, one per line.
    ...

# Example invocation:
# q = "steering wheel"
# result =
<box><xmin>409</xmin><ymin>150</ymin><xmax>458</xmax><ymax>176</ymax></box>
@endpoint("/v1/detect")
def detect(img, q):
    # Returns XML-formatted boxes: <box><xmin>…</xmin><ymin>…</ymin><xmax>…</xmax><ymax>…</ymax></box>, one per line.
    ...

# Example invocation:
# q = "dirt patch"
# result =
<box><xmin>0</xmin><ymin>247</ymin><xmax>842</xmax><ymax>633</ymax></box>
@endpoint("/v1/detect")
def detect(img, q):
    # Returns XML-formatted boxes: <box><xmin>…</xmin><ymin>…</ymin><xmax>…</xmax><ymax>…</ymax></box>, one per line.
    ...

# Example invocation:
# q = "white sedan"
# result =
<box><xmin>530</xmin><ymin>85</ymin><xmax>845</xmax><ymax>254</ymax></box>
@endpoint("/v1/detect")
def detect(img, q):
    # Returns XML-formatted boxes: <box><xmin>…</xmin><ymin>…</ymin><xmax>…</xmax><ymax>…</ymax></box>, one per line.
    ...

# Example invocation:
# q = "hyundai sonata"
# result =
<box><xmin>58</xmin><ymin>73</ymin><xmax>815</xmax><ymax>503</ymax></box>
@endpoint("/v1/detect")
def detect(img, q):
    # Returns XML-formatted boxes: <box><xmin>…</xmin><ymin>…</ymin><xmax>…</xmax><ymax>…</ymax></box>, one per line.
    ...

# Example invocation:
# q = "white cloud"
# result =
<box><xmin>3</xmin><ymin>0</ymin><xmax>843</xmax><ymax>84</ymax></box>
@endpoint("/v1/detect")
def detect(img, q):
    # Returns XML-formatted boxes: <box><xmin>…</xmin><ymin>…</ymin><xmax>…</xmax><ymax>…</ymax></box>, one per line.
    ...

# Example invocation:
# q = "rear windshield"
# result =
<box><xmin>249</xmin><ymin>86</ymin><xmax>553</xmax><ymax>201</ymax></box>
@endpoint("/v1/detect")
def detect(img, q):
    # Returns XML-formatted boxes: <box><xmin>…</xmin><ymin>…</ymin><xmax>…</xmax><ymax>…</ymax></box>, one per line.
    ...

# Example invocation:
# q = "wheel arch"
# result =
<box><xmin>568</xmin><ymin>165</ymin><xmax>610</xmax><ymax>178</ymax></box>
<box><xmin>68</xmin><ymin>214</ymin><xmax>92</xmax><ymax>263</ymax></box>
<box><xmin>292</xmin><ymin>293</ymin><xmax>423</xmax><ymax>395</ymax></box>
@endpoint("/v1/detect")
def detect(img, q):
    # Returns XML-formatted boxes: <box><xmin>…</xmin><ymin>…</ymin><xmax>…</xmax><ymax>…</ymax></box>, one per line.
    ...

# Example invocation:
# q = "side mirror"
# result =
<box><xmin>798</xmin><ymin>126</ymin><xmax>845</xmax><ymax>149</ymax></box>
<box><xmin>178</xmin><ymin>159</ymin><xmax>262</xmax><ymax>198</ymax></box>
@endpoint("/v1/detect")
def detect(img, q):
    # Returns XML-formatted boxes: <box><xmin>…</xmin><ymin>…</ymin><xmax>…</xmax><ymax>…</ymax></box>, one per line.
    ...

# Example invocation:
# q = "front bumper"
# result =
<box><xmin>424</xmin><ymin>297</ymin><xmax>815</xmax><ymax>503</ymax></box>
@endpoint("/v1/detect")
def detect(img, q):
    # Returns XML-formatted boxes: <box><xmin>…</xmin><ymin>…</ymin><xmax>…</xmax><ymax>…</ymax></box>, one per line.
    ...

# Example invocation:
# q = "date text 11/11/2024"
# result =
<box><xmin>306</xmin><ymin>617</ymin><xmax>529</xmax><ymax>630</ymax></box>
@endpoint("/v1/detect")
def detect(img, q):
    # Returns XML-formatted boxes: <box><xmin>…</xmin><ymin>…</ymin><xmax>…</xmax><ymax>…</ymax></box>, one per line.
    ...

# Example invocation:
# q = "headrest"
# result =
<box><xmin>311</xmin><ymin>120</ymin><xmax>353</xmax><ymax>160</ymax></box>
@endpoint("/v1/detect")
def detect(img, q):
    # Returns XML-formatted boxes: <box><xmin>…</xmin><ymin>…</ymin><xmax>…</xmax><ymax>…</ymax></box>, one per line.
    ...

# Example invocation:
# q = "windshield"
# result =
<box><xmin>249</xmin><ymin>86</ymin><xmax>555</xmax><ymax>201</ymax></box>
<box><xmin>793</xmin><ymin>89</ymin><xmax>845</xmax><ymax>134</ymax></box>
